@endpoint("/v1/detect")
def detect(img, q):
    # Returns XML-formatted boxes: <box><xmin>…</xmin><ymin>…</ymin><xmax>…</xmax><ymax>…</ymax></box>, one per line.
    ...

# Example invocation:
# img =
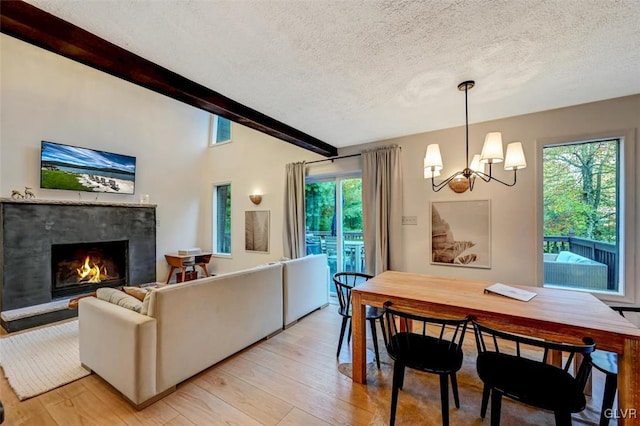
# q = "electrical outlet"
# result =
<box><xmin>402</xmin><ymin>216</ymin><xmax>417</xmax><ymax>225</ymax></box>
<box><xmin>156</xmin><ymin>219</ymin><xmax>160</xmax><ymax>227</ymax></box>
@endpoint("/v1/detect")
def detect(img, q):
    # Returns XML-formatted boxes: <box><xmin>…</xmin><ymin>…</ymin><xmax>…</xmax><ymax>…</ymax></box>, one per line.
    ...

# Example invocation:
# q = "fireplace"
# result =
<box><xmin>1</xmin><ymin>200</ymin><xmax>156</xmax><ymax>332</ymax></box>
<box><xmin>51</xmin><ymin>240</ymin><xmax>129</xmax><ymax>298</ymax></box>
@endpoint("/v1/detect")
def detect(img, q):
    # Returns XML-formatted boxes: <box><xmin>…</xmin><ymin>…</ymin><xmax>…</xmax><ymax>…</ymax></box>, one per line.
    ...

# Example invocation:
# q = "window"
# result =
<box><xmin>542</xmin><ymin>138</ymin><xmax>622</xmax><ymax>293</ymax></box>
<box><xmin>213</xmin><ymin>183</ymin><xmax>231</xmax><ymax>255</ymax></box>
<box><xmin>209</xmin><ymin>115</ymin><xmax>232</xmax><ymax>146</ymax></box>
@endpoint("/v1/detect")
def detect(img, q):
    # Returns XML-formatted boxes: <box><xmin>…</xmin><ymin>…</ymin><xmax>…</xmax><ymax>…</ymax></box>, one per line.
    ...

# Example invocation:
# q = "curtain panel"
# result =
<box><xmin>362</xmin><ymin>145</ymin><xmax>403</xmax><ymax>275</ymax></box>
<box><xmin>283</xmin><ymin>161</ymin><xmax>306</xmax><ymax>259</ymax></box>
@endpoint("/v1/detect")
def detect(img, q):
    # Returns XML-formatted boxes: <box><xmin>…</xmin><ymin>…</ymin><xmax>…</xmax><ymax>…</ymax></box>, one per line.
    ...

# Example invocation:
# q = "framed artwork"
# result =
<box><xmin>430</xmin><ymin>200</ymin><xmax>491</xmax><ymax>268</ymax></box>
<box><xmin>245</xmin><ymin>210</ymin><xmax>270</xmax><ymax>253</ymax></box>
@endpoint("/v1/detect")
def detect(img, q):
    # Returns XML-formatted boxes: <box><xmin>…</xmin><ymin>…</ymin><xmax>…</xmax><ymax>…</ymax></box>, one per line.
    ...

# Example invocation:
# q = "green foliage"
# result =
<box><xmin>543</xmin><ymin>140</ymin><xmax>618</xmax><ymax>243</ymax></box>
<box><xmin>341</xmin><ymin>178</ymin><xmax>362</xmax><ymax>232</ymax></box>
<box><xmin>215</xmin><ymin>184</ymin><xmax>231</xmax><ymax>253</ymax></box>
<box><xmin>224</xmin><ymin>186</ymin><xmax>232</xmax><ymax>233</ymax></box>
<box><xmin>305</xmin><ymin>181</ymin><xmax>335</xmax><ymax>232</ymax></box>
<box><xmin>305</xmin><ymin>178</ymin><xmax>363</xmax><ymax>233</ymax></box>
<box><xmin>40</xmin><ymin>170</ymin><xmax>91</xmax><ymax>191</ymax></box>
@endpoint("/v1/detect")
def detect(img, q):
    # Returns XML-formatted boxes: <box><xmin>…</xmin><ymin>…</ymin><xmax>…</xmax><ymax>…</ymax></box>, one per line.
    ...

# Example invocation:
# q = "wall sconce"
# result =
<box><xmin>249</xmin><ymin>194</ymin><xmax>262</xmax><ymax>205</ymax></box>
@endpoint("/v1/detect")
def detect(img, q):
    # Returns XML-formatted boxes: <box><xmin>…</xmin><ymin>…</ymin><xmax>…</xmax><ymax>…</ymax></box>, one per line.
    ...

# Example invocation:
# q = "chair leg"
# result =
<box><xmin>347</xmin><ymin>320</ymin><xmax>352</xmax><ymax>344</ymax></box>
<box><xmin>369</xmin><ymin>319</ymin><xmax>381</xmax><ymax>369</ymax></box>
<box><xmin>553</xmin><ymin>411</ymin><xmax>572</xmax><ymax>426</ymax></box>
<box><xmin>490</xmin><ymin>390</ymin><xmax>502</xmax><ymax>426</ymax></box>
<box><xmin>480</xmin><ymin>385</ymin><xmax>490</xmax><ymax>418</ymax></box>
<box><xmin>378</xmin><ymin>316</ymin><xmax>386</xmax><ymax>346</ymax></box>
<box><xmin>397</xmin><ymin>360</ymin><xmax>405</xmax><ymax>390</ymax></box>
<box><xmin>390</xmin><ymin>362</ymin><xmax>404</xmax><ymax>426</ymax></box>
<box><xmin>337</xmin><ymin>317</ymin><xmax>348</xmax><ymax>357</ymax></box>
<box><xmin>439</xmin><ymin>374</ymin><xmax>450</xmax><ymax>426</ymax></box>
<box><xmin>599</xmin><ymin>373</ymin><xmax>617</xmax><ymax>426</ymax></box>
<box><xmin>450</xmin><ymin>373</ymin><xmax>460</xmax><ymax>409</ymax></box>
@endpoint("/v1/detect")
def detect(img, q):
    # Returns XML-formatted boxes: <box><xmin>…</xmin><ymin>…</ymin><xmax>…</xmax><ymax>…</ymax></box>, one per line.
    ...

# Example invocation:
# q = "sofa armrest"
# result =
<box><xmin>282</xmin><ymin>254</ymin><xmax>329</xmax><ymax>327</ymax></box>
<box><xmin>79</xmin><ymin>297</ymin><xmax>157</xmax><ymax>405</ymax></box>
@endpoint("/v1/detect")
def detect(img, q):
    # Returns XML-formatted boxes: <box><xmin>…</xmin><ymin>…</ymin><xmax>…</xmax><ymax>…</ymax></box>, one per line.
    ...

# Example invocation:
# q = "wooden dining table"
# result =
<box><xmin>351</xmin><ymin>271</ymin><xmax>640</xmax><ymax>425</ymax></box>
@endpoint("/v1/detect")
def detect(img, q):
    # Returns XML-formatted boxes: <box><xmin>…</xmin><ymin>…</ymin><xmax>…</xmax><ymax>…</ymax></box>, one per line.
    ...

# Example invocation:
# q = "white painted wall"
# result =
<box><xmin>201</xmin><ymin>119</ymin><xmax>324</xmax><ymax>274</ymax></box>
<box><xmin>322</xmin><ymin>95</ymin><xmax>640</xmax><ymax>303</ymax></box>
<box><xmin>0</xmin><ymin>34</ymin><xmax>323</xmax><ymax>281</ymax></box>
<box><xmin>2</xmin><ymin>33</ymin><xmax>638</xmax><ymax>302</ymax></box>
<box><xmin>1</xmin><ymin>35</ymin><xmax>210</xmax><ymax>281</ymax></box>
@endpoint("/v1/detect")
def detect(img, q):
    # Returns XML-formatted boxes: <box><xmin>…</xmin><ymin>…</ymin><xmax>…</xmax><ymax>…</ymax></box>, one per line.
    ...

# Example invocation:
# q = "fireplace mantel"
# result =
<box><xmin>0</xmin><ymin>199</ymin><xmax>157</xmax><ymax>331</ymax></box>
<box><xmin>0</xmin><ymin>198</ymin><xmax>157</xmax><ymax>208</ymax></box>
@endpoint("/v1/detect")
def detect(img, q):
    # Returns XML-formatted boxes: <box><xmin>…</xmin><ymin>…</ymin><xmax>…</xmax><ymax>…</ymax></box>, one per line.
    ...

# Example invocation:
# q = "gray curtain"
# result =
<box><xmin>283</xmin><ymin>161</ymin><xmax>306</xmax><ymax>259</ymax></box>
<box><xmin>362</xmin><ymin>145</ymin><xmax>403</xmax><ymax>275</ymax></box>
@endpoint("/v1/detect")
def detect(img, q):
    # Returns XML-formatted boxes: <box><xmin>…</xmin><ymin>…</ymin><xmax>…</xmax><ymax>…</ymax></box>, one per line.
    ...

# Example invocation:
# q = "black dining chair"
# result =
<box><xmin>472</xmin><ymin>320</ymin><xmax>595</xmax><ymax>426</ymax></box>
<box><xmin>333</xmin><ymin>272</ymin><xmax>385</xmax><ymax>369</ymax></box>
<box><xmin>381</xmin><ymin>301</ymin><xmax>471</xmax><ymax>426</ymax></box>
<box><xmin>590</xmin><ymin>306</ymin><xmax>640</xmax><ymax>426</ymax></box>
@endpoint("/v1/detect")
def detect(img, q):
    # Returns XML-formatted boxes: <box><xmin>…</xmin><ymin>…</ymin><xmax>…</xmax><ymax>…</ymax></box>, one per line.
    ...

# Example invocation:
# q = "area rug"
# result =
<box><xmin>0</xmin><ymin>320</ymin><xmax>90</xmax><ymax>400</ymax></box>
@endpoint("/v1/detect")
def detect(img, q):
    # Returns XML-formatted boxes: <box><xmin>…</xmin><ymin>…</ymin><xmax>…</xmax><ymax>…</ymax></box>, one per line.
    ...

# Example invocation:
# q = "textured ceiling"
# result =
<box><xmin>24</xmin><ymin>0</ymin><xmax>640</xmax><ymax>148</ymax></box>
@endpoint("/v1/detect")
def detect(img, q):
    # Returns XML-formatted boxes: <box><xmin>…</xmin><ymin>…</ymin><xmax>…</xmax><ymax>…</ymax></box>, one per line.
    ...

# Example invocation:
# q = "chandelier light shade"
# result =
<box><xmin>504</xmin><ymin>142</ymin><xmax>527</xmax><ymax>170</ymax></box>
<box><xmin>424</xmin><ymin>144</ymin><xmax>443</xmax><ymax>171</ymax></box>
<box><xmin>469</xmin><ymin>154</ymin><xmax>484</xmax><ymax>173</ymax></box>
<box><xmin>480</xmin><ymin>132</ymin><xmax>504</xmax><ymax>164</ymax></box>
<box><xmin>424</xmin><ymin>80</ymin><xmax>527</xmax><ymax>192</ymax></box>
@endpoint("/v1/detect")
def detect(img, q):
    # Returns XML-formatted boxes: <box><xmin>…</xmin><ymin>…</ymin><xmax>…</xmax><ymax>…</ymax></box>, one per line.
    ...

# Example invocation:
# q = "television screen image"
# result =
<box><xmin>40</xmin><ymin>141</ymin><xmax>136</xmax><ymax>194</ymax></box>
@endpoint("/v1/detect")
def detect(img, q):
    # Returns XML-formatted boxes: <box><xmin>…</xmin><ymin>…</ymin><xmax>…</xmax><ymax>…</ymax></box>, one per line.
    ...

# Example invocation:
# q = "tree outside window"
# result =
<box><xmin>543</xmin><ymin>139</ymin><xmax>620</xmax><ymax>292</ymax></box>
<box><xmin>213</xmin><ymin>183</ymin><xmax>231</xmax><ymax>254</ymax></box>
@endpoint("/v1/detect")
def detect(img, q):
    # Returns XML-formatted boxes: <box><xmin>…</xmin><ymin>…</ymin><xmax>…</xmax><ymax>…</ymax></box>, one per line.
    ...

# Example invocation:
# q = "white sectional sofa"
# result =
<box><xmin>78</xmin><ymin>255</ymin><xmax>330</xmax><ymax>409</ymax></box>
<box><xmin>79</xmin><ymin>263</ymin><xmax>284</xmax><ymax>408</ymax></box>
<box><xmin>281</xmin><ymin>254</ymin><xmax>329</xmax><ymax>328</ymax></box>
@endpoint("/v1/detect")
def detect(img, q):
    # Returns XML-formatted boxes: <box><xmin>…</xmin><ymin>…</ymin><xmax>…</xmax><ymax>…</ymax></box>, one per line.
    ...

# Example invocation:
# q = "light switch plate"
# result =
<box><xmin>402</xmin><ymin>216</ymin><xmax>418</xmax><ymax>225</ymax></box>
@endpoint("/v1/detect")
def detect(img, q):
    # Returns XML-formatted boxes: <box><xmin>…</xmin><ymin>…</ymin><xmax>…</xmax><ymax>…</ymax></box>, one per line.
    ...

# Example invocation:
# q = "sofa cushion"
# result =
<box><xmin>96</xmin><ymin>287</ymin><xmax>143</xmax><ymax>313</ymax></box>
<box><xmin>555</xmin><ymin>251</ymin><xmax>594</xmax><ymax>264</ymax></box>
<box><xmin>140</xmin><ymin>291</ymin><xmax>153</xmax><ymax>316</ymax></box>
<box><xmin>122</xmin><ymin>286</ymin><xmax>151</xmax><ymax>302</ymax></box>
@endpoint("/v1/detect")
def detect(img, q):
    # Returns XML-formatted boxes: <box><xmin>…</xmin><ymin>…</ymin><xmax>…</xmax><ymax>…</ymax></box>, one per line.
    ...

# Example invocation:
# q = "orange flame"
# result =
<box><xmin>76</xmin><ymin>256</ymin><xmax>108</xmax><ymax>283</ymax></box>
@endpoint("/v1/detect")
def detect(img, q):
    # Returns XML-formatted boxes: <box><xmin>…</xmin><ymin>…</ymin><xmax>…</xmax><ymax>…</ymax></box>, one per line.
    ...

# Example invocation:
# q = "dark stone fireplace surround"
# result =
<box><xmin>0</xmin><ymin>199</ymin><xmax>156</xmax><ymax>331</ymax></box>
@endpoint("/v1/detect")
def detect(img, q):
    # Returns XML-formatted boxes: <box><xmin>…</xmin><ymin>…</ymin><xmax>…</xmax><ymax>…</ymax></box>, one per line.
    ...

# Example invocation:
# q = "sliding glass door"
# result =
<box><xmin>305</xmin><ymin>174</ymin><xmax>364</xmax><ymax>294</ymax></box>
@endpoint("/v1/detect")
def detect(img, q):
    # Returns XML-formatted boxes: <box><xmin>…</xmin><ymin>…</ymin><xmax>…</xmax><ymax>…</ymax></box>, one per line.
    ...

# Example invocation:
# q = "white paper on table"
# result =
<box><xmin>484</xmin><ymin>283</ymin><xmax>537</xmax><ymax>302</ymax></box>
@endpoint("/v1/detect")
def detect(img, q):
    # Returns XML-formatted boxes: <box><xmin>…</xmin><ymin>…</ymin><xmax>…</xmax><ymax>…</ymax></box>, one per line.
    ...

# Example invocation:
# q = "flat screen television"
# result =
<box><xmin>40</xmin><ymin>141</ymin><xmax>136</xmax><ymax>194</ymax></box>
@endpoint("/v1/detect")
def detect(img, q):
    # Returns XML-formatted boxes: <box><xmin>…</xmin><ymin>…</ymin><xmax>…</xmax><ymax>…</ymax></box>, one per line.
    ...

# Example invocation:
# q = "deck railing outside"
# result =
<box><xmin>543</xmin><ymin>234</ymin><xmax>618</xmax><ymax>290</ymax></box>
<box><xmin>306</xmin><ymin>231</ymin><xmax>365</xmax><ymax>293</ymax></box>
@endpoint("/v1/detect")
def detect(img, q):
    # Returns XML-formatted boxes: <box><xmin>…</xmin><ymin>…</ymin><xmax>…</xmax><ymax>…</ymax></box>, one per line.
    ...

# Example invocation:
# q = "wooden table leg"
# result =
<box><xmin>166</xmin><ymin>266</ymin><xmax>177</xmax><ymax>284</ymax></box>
<box><xmin>548</xmin><ymin>349</ymin><xmax>562</xmax><ymax>367</ymax></box>
<box><xmin>618</xmin><ymin>338</ymin><xmax>640</xmax><ymax>425</ymax></box>
<box><xmin>352</xmin><ymin>291</ymin><xmax>367</xmax><ymax>384</ymax></box>
<box><xmin>200</xmin><ymin>263</ymin><xmax>209</xmax><ymax>277</ymax></box>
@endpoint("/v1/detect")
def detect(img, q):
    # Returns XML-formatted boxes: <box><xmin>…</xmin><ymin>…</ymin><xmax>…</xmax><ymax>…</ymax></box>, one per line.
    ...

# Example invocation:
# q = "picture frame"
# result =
<box><xmin>430</xmin><ymin>200</ymin><xmax>491</xmax><ymax>268</ymax></box>
<box><xmin>245</xmin><ymin>210</ymin><xmax>270</xmax><ymax>253</ymax></box>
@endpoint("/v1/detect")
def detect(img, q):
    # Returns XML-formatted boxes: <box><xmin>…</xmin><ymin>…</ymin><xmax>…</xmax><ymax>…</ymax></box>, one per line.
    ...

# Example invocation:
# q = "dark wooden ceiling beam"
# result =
<box><xmin>0</xmin><ymin>1</ymin><xmax>338</xmax><ymax>157</ymax></box>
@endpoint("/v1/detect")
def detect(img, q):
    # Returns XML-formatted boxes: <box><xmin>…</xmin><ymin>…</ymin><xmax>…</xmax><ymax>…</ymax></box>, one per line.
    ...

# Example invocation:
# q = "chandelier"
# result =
<box><xmin>424</xmin><ymin>80</ymin><xmax>527</xmax><ymax>193</ymax></box>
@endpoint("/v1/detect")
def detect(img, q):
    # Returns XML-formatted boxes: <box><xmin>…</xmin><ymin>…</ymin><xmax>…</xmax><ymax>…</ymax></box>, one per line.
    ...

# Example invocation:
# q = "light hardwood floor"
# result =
<box><xmin>1</xmin><ymin>304</ymin><xmax>608</xmax><ymax>425</ymax></box>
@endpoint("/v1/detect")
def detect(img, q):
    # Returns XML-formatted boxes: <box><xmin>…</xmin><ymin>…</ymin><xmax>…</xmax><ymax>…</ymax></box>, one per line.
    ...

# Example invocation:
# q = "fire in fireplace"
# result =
<box><xmin>51</xmin><ymin>240</ymin><xmax>128</xmax><ymax>298</ymax></box>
